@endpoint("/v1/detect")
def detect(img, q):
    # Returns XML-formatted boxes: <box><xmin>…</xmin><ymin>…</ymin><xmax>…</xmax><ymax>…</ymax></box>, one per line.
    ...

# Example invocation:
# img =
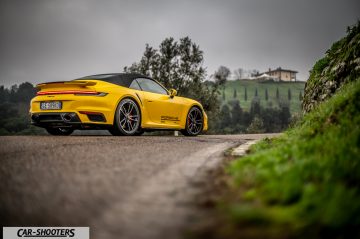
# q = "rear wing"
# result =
<box><xmin>36</xmin><ymin>81</ymin><xmax>97</xmax><ymax>90</ymax></box>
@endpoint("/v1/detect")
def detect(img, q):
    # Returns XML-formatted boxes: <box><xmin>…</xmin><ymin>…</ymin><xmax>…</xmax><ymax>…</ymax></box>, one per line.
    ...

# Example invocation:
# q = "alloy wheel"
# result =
<box><xmin>118</xmin><ymin>99</ymin><xmax>140</xmax><ymax>135</ymax></box>
<box><xmin>187</xmin><ymin>107</ymin><xmax>203</xmax><ymax>135</ymax></box>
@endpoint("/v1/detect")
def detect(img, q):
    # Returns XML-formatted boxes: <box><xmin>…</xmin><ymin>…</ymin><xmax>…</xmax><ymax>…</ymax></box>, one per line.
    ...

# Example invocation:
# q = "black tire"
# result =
<box><xmin>181</xmin><ymin>106</ymin><xmax>204</xmax><ymax>136</ymax></box>
<box><xmin>46</xmin><ymin>127</ymin><xmax>74</xmax><ymax>136</ymax></box>
<box><xmin>108</xmin><ymin>128</ymin><xmax>123</xmax><ymax>136</ymax></box>
<box><xmin>110</xmin><ymin>98</ymin><xmax>141</xmax><ymax>136</ymax></box>
<box><xmin>134</xmin><ymin>129</ymin><xmax>145</xmax><ymax>136</ymax></box>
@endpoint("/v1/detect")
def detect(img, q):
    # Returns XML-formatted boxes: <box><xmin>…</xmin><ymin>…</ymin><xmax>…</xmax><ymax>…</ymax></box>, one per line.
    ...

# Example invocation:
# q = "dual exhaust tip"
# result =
<box><xmin>61</xmin><ymin>113</ymin><xmax>77</xmax><ymax>122</ymax></box>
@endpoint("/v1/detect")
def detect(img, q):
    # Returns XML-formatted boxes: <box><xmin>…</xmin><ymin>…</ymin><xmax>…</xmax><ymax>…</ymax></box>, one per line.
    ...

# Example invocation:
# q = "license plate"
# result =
<box><xmin>40</xmin><ymin>101</ymin><xmax>62</xmax><ymax>110</ymax></box>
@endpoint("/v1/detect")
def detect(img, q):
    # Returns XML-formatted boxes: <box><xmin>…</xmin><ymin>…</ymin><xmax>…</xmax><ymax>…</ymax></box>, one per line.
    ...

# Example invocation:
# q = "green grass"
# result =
<box><xmin>221</xmin><ymin>79</ymin><xmax>360</xmax><ymax>238</ymax></box>
<box><xmin>222</xmin><ymin>80</ymin><xmax>305</xmax><ymax>114</ymax></box>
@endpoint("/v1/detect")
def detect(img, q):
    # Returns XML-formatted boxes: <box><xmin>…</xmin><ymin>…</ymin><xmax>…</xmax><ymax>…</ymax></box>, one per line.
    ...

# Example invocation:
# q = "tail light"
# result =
<box><xmin>37</xmin><ymin>90</ymin><xmax>107</xmax><ymax>96</ymax></box>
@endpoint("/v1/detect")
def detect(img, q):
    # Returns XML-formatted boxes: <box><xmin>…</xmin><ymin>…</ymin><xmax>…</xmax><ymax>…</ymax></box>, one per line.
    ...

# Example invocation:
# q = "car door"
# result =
<box><xmin>135</xmin><ymin>78</ymin><xmax>184</xmax><ymax>127</ymax></box>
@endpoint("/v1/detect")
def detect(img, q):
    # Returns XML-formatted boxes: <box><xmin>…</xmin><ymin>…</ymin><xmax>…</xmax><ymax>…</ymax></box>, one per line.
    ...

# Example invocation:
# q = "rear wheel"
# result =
<box><xmin>109</xmin><ymin>98</ymin><xmax>141</xmax><ymax>136</ymax></box>
<box><xmin>181</xmin><ymin>107</ymin><xmax>203</xmax><ymax>136</ymax></box>
<box><xmin>46</xmin><ymin>127</ymin><xmax>74</xmax><ymax>136</ymax></box>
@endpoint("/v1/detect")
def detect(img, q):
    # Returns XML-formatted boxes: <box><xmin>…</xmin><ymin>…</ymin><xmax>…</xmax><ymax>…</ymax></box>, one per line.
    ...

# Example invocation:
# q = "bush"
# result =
<box><xmin>225</xmin><ymin>80</ymin><xmax>360</xmax><ymax>238</ymax></box>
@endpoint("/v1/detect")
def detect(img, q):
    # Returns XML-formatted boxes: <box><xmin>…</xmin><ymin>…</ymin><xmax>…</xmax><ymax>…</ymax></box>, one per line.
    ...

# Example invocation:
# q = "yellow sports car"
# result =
<box><xmin>30</xmin><ymin>73</ymin><xmax>208</xmax><ymax>136</ymax></box>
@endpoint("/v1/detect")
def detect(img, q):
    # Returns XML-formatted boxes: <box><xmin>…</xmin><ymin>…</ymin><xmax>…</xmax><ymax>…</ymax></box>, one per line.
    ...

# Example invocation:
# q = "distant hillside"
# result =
<box><xmin>222</xmin><ymin>80</ymin><xmax>306</xmax><ymax>114</ymax></box>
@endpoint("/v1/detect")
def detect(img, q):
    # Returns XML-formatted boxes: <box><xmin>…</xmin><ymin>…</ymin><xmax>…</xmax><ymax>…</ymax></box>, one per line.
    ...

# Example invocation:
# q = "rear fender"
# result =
<box><xmin>112</xmin><ymin>91</ymin><xmax>144</xmax><ymax>126</ymax></box>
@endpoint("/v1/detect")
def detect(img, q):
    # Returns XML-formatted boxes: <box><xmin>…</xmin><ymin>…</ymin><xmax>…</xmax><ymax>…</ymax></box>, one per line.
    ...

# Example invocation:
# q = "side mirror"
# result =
<box><xmin>169</xmin><ymin>89</ymin><xmax>177</xmax><ymax>98</ymax></box>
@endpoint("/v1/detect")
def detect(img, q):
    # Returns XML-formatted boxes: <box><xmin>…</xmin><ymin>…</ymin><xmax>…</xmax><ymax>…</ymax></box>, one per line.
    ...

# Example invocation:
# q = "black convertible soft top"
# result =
<box><xmin>77</xmin><ymin>73</ymin><xmax>151</xmax><ymax>88</ymax></box>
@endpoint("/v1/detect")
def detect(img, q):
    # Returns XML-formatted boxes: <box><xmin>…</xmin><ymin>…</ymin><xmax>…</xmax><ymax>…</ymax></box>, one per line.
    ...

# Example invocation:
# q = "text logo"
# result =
<box><xmin>3</xmin><ymin>227</ymin><xmax>89</xmax><ymax>239</ymax></box>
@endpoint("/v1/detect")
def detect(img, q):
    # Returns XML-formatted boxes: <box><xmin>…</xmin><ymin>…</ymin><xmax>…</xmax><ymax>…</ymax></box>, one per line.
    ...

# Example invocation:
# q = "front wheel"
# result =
<box><xmin>181</xmin><ymin>107</ymin><xmax>203</xmax><ymax>136</ymax></box>
<box><xmin>46</xmin><ymin>127</ymin><xmax>74</xmax><ymax>136</ymax></box>
<box><xmin>110</xmin><ymin>98</ymin><xmax>141</xmax><ymax>136</ymax></box>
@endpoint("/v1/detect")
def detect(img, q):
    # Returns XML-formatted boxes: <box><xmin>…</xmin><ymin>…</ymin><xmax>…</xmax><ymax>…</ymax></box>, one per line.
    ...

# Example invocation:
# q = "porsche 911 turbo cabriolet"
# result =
<box><xmin>30</xmin><ymin>73</ymin><xmax>208</xmax><ymax>136</ymax></box>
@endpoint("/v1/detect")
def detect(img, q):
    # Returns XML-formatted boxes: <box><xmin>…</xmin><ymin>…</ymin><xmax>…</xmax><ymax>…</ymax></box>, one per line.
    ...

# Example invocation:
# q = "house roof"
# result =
<box><xmin>264</xmin><ymin>67</ymin><xmax>298</xmax><ymax>74</ymax></box>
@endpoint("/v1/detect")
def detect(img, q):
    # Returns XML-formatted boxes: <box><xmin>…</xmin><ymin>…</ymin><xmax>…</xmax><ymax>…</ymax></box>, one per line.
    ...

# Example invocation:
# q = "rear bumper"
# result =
<box><xmin>30</xmin><ymin>94</ymin><xmax>116</xmax><ymax>125</ymax></box>
<box><xmin>30</xmin><ymin>112</ymin><xmax>111</xmax><ymax>129</ymax></box>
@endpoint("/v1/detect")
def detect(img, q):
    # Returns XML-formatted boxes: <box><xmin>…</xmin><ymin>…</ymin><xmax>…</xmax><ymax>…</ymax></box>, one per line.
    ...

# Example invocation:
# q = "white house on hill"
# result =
<box><xmin>257</xmin><ymin>67</ymin><xmax>298</xmax><ymax>82</ymax></box>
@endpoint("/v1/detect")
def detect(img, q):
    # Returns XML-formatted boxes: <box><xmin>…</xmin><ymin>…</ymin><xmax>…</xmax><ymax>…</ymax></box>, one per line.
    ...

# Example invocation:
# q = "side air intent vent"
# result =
<box><xmin>87</xmin><ymin>114</ymin><xmax>106</xmax><ymax>122</ymax></box>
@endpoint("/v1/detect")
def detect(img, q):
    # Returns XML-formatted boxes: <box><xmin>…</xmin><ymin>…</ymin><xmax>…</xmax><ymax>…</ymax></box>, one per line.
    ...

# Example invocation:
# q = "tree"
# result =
<box><xmin>233</xmin><ymin>89</ymin><xmax>237</xmax><ymax>98</ymax></box>
<box><xmin>250</xmin><ymin>97</ymin><xmax>261</xmax><ymax>117</ymax></box>
<box><xmin>0</xmin><ymin>86</ymin><xmax>10</xmax><ymax>102</ymax></box>
<box><xmin>255</xmin><ymin>87</ymin><xmax>258</xmax><ymax>97</ymax></box>
<box><xmin>246</xmin><ymin>116</ymin><xmax>265</xmax><ymax>133</ymax></box>
<box><xmin>288</xmin><ymin>88</ymin><xmax>292</xmax><ymax>101</ymax></box>
<box><xmin>9</xmin><ymin>85</ymin><xmax>18</xmax><ymax>102</ymax></box>
<box><xmin>222</xmin><ymin>90</ymin><xmax>226</xmax><ymax>101</ymax></box>
<box><xmin>245</xmin><ymin>87</ymin><xmax>248</xmax><ymax>101</ymax></box>
<box><xmin>219</xmin><ymin>104</ymin><xmax>232</xmax><ymax>129</ymax></box>
<box><xmin>250</xmin><ymin>69</ymin><xmax>260</xmax><ymax>77</ymax></box>
<box><xmin>261</xmin><ymin>107</ymin><xmax>282</xmax><ymax>132</ymax></box>
<box><xmin>16</xmin><ymin>82</ymin><xmax>36</xmax><ymax>103</ymax></box>
<box><xmin>124</xmin><ymin>37</ymin><xmax>220</xmax><ymax>115</ymax></box>
<box><xmin>265</xmin><ymin>88</ymin><xmax>269</xmax><ymax>101</ymax></box>
<box><xmin>241</xmin><ymin>111</ymin><xmax>252</xmax><ymax>127</ymax></box>
<box><xmin>278</xmin><ymin>100</ymin><xmax>291</xmax><ymax>129</ymax></box>
<box><xmin>0</xmin><ymin>82</ymin><xmax>41</xmax><ymax>136</ymax></box>
<box><xmin>214</xmin><ymin>66</ymin><xmax>230</xmax><ymax>87</ymax></box>
<box><xmin>231</xmin><ymin>100</ymin><xmax>243</xmax><ymax>125</ymax></box>
<box><xmin>233</xmin><ymin>68</ymin><xmax>244</xmax><ymax>79</ymax></box>
<box><xmin>276</xmin><ymin>87</ymin><xmax>280</xmax><ymax>100</ymax></box>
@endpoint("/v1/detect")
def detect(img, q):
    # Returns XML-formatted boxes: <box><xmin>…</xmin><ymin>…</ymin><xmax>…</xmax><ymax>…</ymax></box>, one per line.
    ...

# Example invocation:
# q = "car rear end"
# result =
<box><xmin>30</xmin><ymin>80</ymin><xmax>117</xmax><ymax>130</ymax></box>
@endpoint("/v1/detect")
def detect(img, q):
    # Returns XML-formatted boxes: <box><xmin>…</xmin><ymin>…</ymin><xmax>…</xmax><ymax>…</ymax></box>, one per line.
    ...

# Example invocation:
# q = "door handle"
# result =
<box><xmin>147</xmin><ymin>100</ymin><xmax>153</xmax><ymax>102</ymax></box>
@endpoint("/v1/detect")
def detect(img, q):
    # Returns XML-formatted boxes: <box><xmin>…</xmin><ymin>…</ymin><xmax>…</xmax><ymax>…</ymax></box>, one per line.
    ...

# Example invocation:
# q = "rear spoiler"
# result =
<box><xmin>36</xmin><ymin>81</ymin><xmax>97</xmax><ymax>90</ymax></box>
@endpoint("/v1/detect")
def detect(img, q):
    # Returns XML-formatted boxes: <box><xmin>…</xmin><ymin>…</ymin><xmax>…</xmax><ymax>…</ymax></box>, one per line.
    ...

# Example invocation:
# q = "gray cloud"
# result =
<box><xmin>0</xmin><ymin>0</ymin><xmax>359</xmax><ymax>87</ymax></box>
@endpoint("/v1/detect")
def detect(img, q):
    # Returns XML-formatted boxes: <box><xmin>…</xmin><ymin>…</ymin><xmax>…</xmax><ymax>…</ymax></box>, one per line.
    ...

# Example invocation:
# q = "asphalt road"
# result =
<box><xmin>0</xmin><ymin>134</ymin><xmax>277</xmax><ymax>239</ymax></box>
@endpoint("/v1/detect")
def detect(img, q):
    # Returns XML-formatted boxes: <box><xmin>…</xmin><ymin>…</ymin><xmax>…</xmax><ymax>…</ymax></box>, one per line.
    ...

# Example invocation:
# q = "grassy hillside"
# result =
<box><xmin>222</xmin><ymin>80</ymin><xmax>305</xmax><ymax>114</ymax></box>
<box><xmin>192</xmin><ymin>78</ymin><xmax>360</xmax><ymax>239</ymax></box>
<box><xmin>228</xmin><ymin>79</ymin><xmax>360</xmax><ymax>238</ymax></box>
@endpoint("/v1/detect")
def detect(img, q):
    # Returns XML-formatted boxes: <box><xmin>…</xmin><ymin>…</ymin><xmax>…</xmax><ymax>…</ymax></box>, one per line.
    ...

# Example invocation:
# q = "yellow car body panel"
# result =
<box><xmin>30</xmin><ymin>74</ymin><xmax>208</xmax><ymax>133</ymax></box>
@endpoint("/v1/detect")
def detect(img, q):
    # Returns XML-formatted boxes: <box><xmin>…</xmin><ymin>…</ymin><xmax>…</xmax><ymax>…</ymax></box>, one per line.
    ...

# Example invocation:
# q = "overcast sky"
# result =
<box><xmin>0</xmin><ymin>0</ymin><xmax>359</xmax><ymax>87</ymax></box>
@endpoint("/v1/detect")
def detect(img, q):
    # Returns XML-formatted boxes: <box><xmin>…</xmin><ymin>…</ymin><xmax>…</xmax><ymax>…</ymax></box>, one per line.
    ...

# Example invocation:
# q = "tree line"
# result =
<box><xmin>215</xmin><ymin>98</ymin><xmax>291</xmax><ymax>134</ymax></box>
<box><xmin>0</xmin><ymin>36</ymin><xmax>297</xmax><ymax>135</ymax></box>
<box><xmin>0</xmin><ymin>83</ymin><xmax>43</xmax><ymax>135</ymax></box>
